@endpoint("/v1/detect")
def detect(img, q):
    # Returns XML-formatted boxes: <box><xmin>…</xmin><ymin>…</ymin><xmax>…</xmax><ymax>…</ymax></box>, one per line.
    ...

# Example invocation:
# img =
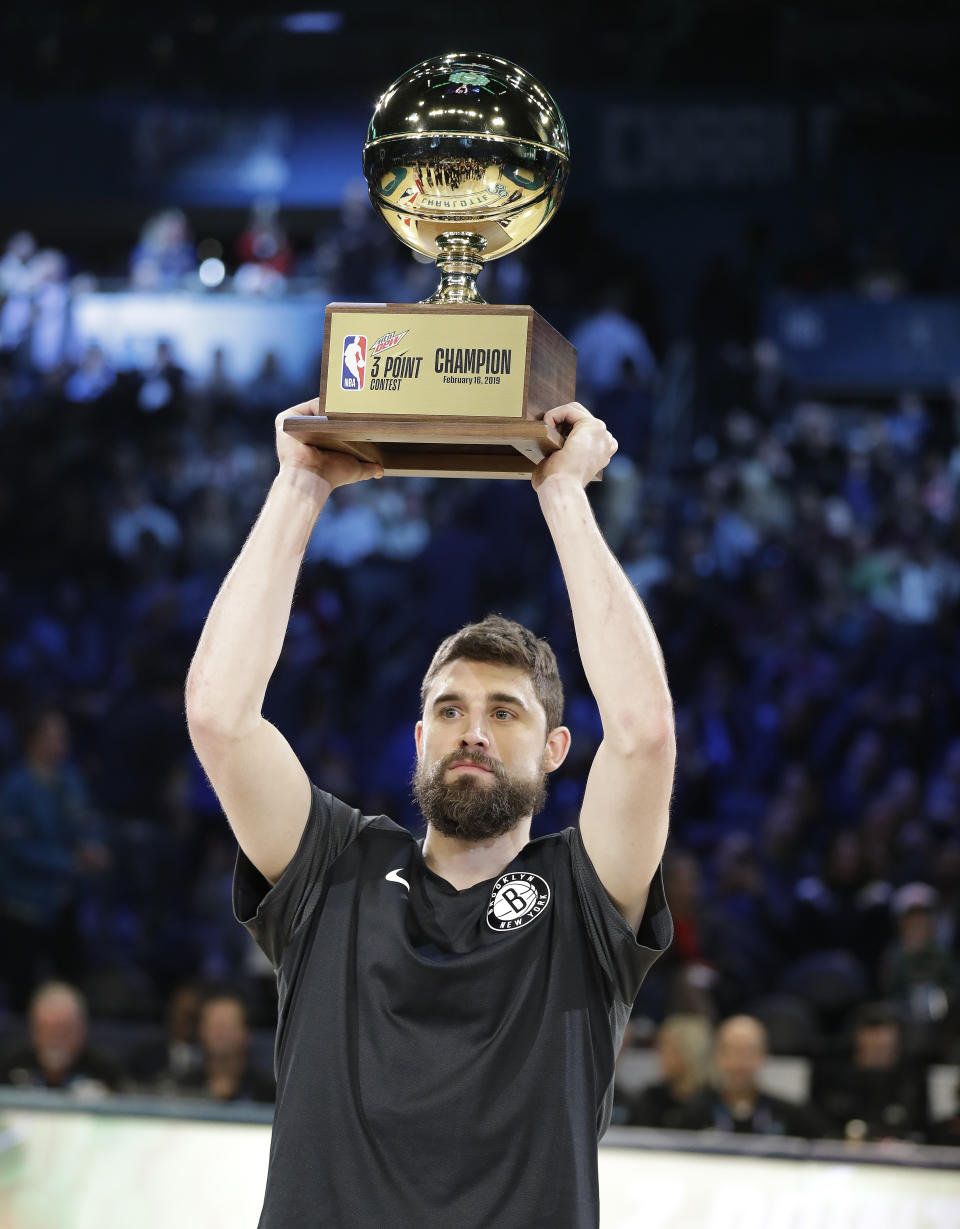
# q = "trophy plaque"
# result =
<box><xmin>285</xmin><ymin>52</ymin><xmax>580</xmax><ymax>480</ymax></box>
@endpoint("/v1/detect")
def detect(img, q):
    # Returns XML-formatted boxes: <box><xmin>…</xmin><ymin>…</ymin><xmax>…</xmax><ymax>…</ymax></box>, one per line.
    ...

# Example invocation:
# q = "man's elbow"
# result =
<box><xmin>185</xmin><ymin>680</ymin><xmax>258</xmax><ymax>744</ymax></box>
<box><xmin>604</xmin><ymin>703</ymin><xmax>675</xmax><ymax>759</ymax></box>
<box><xmin>184</xmin><ymin>675</ymin><xmax>218</xmax><ymax>734</ymax></box>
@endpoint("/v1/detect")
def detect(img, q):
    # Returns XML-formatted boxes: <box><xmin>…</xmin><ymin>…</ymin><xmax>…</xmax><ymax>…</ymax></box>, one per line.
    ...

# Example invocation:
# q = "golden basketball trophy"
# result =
<box><xmin>284</xmin><ymin>52</ymin><xmax>578</xmax><ymax>479</ymax></box>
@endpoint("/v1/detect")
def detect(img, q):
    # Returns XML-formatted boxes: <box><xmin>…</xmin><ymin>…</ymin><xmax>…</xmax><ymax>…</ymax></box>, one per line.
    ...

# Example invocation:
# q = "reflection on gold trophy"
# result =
<box><xmin>285</xmin><ymin>52</ymin><xmax>579</xmax><ymax>479</ymax></box>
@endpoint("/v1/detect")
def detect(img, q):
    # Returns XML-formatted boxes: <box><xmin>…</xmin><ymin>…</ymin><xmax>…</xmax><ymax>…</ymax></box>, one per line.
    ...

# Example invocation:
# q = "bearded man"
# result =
<box><xmin>185</xmin><ymin>398</ymin><xmax>675</xmax><ymax>1229</ymax></box>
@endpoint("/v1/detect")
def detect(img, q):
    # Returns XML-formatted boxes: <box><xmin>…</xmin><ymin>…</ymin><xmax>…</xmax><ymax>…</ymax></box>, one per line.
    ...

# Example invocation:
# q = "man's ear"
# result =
<box><xmin>543</xmin><ymin>725</ymin><xmax>571</xmax><ymax>773</ymax></box>
<box><xmin>414</xmin><ymin>719</ymin><xmax>423</xmax><ymax>760</ymax></box>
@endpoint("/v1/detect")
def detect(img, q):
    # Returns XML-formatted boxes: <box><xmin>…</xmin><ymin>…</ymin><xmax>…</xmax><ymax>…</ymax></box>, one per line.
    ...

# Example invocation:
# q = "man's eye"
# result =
<box><xmin>441</xmin><ymin>707</ymin><xmax>459</xmax><ymax>719</ymax></box>
<box><xmin>494</xmin><ymin>709</ymin><xmax>513</xmax><ymax>720</ymax></box>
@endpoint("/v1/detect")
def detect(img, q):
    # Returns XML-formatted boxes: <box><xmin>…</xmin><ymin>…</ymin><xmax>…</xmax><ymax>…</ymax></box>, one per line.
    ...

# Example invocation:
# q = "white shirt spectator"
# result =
<box><xmin>109</xmin><ymin>484</ymin><xmax>181</xmax><ymax>558</ymax></box>
<box><xmin>568</xmin><ymin>308</ymin><xmax>658</xmax><ymax>396</ymax></box>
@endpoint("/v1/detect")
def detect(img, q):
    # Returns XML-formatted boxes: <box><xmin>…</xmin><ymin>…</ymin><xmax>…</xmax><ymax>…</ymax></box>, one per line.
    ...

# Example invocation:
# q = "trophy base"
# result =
<box><xmin>316</xmin><ymin>302</ymin><xmax>580</xmax><ymax>480</ymax></box>
<box><xmin>284</xmin><ymin>415</ymin><xmax>578</xmax><ymax>480</ymax></box>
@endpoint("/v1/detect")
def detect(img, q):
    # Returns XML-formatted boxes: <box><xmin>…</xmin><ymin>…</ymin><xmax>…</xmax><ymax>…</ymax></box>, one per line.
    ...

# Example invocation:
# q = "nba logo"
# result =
<box><xmin>341</xmin><ymin>335</ymin><xmax>367</xmax><ymax>391</ymax></box>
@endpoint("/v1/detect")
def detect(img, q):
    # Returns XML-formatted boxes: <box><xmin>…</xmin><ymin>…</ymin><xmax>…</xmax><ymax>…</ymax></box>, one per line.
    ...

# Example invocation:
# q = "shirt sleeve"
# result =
<box><xmin>566</xmin><ymin>823</ymin><xmax>673</xmax><ymax>1005</ymax></box>
<box><xmin>232</xmin><ymin>784</ymin><xmax>368</xmax><ymax>968</ymax></box>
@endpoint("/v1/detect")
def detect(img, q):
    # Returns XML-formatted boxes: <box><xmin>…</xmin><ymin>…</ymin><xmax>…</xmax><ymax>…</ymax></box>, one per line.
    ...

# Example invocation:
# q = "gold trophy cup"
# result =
<box><xmin>285</xmin><ymin>52</ymin><xmax>578</xmax><ymax>479</ymax></box>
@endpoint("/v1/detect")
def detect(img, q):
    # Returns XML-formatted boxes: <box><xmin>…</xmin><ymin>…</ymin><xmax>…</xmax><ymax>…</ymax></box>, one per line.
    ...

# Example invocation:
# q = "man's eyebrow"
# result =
<box><xmin>431</xmin><ymin>691</ymin><xmax>530</xmax><ymax>711</ymax></box>
<box><xmin>488</xmin><ymin>691</ymin><xmax>529</xmax><ymax>710</ymax></box>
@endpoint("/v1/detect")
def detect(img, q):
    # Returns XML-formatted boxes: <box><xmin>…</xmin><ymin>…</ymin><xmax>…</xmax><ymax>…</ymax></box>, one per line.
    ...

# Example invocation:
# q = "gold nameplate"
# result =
<box><xmin>323</xmin><ymin>308</ymin><xmax>529</xmax><ymax>419</ymax></box>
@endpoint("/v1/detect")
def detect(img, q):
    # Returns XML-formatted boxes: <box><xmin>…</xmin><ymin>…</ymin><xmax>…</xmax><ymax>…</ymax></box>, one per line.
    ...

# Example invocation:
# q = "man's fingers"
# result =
<box><xmin>275</xmin><ymin>398</ymin><xmax>321</xmax><ymax>427</ymax></box>
<box><xmin>544</xmin><ymin>402</ymin><xmax>592</xmax><ymax>430</ymax></box>
<box><xmin>288</xmin><ymin>397</ymin><xmax>321</xmax><ymax>416</ymax></box>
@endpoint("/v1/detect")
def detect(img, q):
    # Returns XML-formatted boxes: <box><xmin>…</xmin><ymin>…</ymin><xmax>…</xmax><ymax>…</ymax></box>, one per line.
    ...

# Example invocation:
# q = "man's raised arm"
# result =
<box><xmin>185</xmin><ymin>401</ymin><xmax>383</xmax><ymax>885</ymax></box>
<box><xmin>533</xmin><ymin>403</ymin><xmax>675</xmax><ymax>932</ymax></box>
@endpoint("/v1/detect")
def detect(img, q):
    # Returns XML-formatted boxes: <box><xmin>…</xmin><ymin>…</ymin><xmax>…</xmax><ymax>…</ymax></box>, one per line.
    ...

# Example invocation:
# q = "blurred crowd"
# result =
<box><xmin>1</xmin><ymin>980</ymin><xmax>274</xmax><ymax>1105</ymax></box>
<box><xmin>611</xmin><ymin>1007</ymin><xmax>959</xmax><ymax>1145</ymax></box>
<box><xmin>1</xmin><ymin>198</ymin><xmax>959</xmax><ymax>1143</ymax></box>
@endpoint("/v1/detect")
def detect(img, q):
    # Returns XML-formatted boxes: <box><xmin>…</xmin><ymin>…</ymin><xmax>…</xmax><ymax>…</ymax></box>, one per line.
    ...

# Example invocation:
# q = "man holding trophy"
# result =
<box><xmin>185</xmin><ymin>54</ymin><xmax>673</xmax><ymax>1228</ymax></box>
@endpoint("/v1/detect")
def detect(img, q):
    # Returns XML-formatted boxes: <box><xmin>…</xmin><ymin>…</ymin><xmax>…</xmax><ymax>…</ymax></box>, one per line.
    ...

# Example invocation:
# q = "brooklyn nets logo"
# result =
<box><xmin>485</xmin><ymin>872</ymin><xmax>551</xmax><ymax>932</ymax></box>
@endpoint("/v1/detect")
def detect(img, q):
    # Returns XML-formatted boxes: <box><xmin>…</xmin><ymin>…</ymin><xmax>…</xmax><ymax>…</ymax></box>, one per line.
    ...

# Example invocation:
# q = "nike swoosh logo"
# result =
<box><xmin>385</xmin><ymin>868</ymin><xmax>410</xmax><ymax>892</ymax></box>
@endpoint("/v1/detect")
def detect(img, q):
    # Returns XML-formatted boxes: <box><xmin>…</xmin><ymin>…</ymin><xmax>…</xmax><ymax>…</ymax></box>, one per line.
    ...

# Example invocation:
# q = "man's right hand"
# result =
<box><xmin>276</xmin><ymin>398</ymin><xmax>384</xmax><ymax>488</ymax></box>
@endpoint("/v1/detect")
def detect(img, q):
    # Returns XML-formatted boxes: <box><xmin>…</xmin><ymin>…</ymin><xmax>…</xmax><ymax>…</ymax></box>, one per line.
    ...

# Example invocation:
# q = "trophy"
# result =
<box><xmin>285</xmin><ymin>52</ymin><xmax>579</xmax><ymax>479</ymax></box>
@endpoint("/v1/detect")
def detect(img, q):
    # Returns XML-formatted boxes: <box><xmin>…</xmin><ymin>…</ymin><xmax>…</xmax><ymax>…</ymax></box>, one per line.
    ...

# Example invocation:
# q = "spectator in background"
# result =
<box><xmin>27</xmin><ymin>249</ymin><xmax>73</xmax><ymax>376</ymax></box>
<box><xmin>0</xmin><ymin>230</ymin><xmax>36</xmax><ymax>295</ymax></box>
<box><xmin>0</xmin><ymin>709</ymin><xmax>112</xmax><ymax>1010</ymax></box>
<box><xmin>593</xmin><ymin>357</ymin><xmax>655</xmax><ymax>469</ymax></box>
<box><xmin>658</xmin><ymin>849</ymin><xmax>748</xmax><ymax>1017</ymax></box>
<box><xmin>882</xmin><ymin>883</ymin><xmax>958</xmax><ymax>1057</ymax></box>
<box><xmin>678</xmin><ymin>1015</ymin><xmax>825</xmax><ymax>1137</ymax></box>
<box><xmin>175</xmin><ymin>989</ymin><xmax>274</xmax><ymax>1103</ymax></box>
<box><xmin>245</xmin><ymin>350</ymin><xmax>295</xmax><ymax>415</ymax></box>
<box><xmin>308</xmin><ymin>178</ymin><xmax>395</xmax><ymax>299</ymax></box>
<box><xmin>0</xmin><ymin>248</ymin><xmax>73</xmax><ymax>379</ymax></box>
<box><xmin>136</xmin><ymin>339</ymin><xmax>186</xmax><ymax>419</ymax></box>
<box><xmin>184</xmin><ymin>487</ymin><xmax>239</xmax><ymax>575</ymax></box>
<box><xmin>0</xmin><ymin>231</ymin><xmax>38</xmax><ymax>364</ymax></box>
<box><xmin>235</xmin><ymin>198</ymin><xmax>294</xmax><ymax>278</ymax></box>
<box><xmin>793</xmin><ymin>828</ymin><xmax>891</xmax><ymax>987</ymax></box>
<box><xmin>64</xmin><ymin>342</ymin><xmax>116</xmax><ymax>404</ymax></box>
<box><xmin>629</xmin><ymin>1014</ymin><xmax>713</xmax><ymax>1129</ymax></box>
<box><xmin>107</xmin><ymin>480</ymin><xmax>181</xmax><ymax>565</ymax></box>
<box><xmin>130</xmin><ymin>209</ymin><xmax>196</xmax><ymax>290</ymax></box>
<box><xmin>812</xmin><ymin>1002</ymin><xmax>929</xmax><ymax>1141</ymax></box>
<box><xmin>568</xmin><ymin>283</ymin><xmax>658</xmax><ymax>400</ymax></box>
<box><xmin>0</xmin><ymin>981</ymin><xmax>123</xmax><ymax>1094</ymax></box>
<box><xmin>127</xmin><ymin>981</ymin><xmax>203</xmax><ymax>1093</ymax></box>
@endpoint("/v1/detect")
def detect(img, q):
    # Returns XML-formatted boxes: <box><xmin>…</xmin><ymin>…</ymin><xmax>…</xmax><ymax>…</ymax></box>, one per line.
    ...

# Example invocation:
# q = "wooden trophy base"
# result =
<box><xmin>283</xmin><ymin>416</ymin><xmax>564</xmax><ymax>480</ymax></box>
<box><xmin>282</xmin><ymin>302</ymin><xmax>581</xmax><ymax>480</ymax></box>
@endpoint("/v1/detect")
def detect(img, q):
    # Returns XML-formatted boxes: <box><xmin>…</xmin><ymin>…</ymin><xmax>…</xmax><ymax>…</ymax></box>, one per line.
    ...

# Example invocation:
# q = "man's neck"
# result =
<box><xmin>421</xmin><ymin>821</ymin><xmax>532</xmax><ymax>891</ymax></box>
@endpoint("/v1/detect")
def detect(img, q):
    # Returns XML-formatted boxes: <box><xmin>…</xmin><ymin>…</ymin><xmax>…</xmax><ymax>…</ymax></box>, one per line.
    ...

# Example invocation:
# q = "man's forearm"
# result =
<box><xmin>185</xmin><ymin>467</ymin><xmax>332</xmax><ymax>736</ymax></box>
<box><xmin>536</xmin><ymin>474</ymin><xmax>672</xmax><ymax>750</ymax></box>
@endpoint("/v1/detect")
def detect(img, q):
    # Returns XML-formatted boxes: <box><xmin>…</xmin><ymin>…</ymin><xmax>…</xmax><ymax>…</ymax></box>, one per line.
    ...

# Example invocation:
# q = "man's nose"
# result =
<box><xmin>459</xmin><ymin>715</ymin><xmax>490</xmax><ymax>749</ymax></box>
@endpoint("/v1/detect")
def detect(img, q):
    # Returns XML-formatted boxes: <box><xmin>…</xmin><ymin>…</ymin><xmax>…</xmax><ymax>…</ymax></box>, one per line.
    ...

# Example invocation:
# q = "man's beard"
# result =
<box><xmin>411</xmin><ymin>748</ymin><xmax>548</xmax><ymax>841</ymax></box>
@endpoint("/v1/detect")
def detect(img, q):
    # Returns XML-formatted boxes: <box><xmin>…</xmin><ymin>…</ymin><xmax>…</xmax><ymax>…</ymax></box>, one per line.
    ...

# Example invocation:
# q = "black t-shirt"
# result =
<box><xmin>0</xmin><ymin>1042</ymin><xmax>124</xmax><ymax>1092</ymax></box>
<box><xmin>174</xmin><ymin>1060</ymin><xmax>276</xmax><ymax>1104</ymax></box>
<box><xmin>811</xmin><ymin>1058</ymin><xmax>930</xmax><ymax>1141</ymax></box>
<box><xmin>234</xmin><ymin>785</ymin><xmax>672</xmax><ymax>1229</ymax></box>
<box><xmin>628</xmin><ymin>1079</ymin><xmax>698</xmax><ymax>1129</ymax></box>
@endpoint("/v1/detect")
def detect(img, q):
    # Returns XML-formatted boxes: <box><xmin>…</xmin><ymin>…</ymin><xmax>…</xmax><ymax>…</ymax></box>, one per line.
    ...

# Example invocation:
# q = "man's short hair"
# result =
<box><xmin>420</xmin><ymin>614</ymin><xmax>564</xmax><ymax>734</ymax></box>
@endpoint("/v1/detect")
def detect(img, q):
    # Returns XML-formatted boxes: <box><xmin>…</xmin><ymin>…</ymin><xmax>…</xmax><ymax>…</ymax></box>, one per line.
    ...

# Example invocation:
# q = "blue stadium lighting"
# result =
<box><xmin>280</xmin><ymin>12</ymin><xmax>343</xmax><ymax>33</ymax></box>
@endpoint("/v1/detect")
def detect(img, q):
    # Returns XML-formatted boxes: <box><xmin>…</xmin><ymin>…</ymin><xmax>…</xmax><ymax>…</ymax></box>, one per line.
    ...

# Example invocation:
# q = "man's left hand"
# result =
<box><xmin>531</xmin><ymin>403</ymin><xmax>618</xmax><ymax>491</ymax></box>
